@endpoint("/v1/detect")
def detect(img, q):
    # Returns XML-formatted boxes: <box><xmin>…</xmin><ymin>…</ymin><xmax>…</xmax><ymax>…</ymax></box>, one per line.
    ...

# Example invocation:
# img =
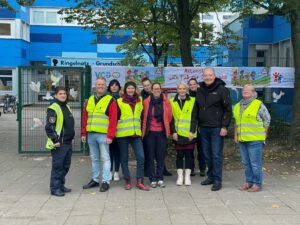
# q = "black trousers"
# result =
<box><xmin>145</xmin><ymin>131</ymin><xmax>167</xmax><ymax>182</ymax></box>
<box><xmin>192</xmin><ymin>132</ymin><xmax>206</xmax><ymax>171</ymax></box>
<box><xmin>109</xmin><ymin>138</ymin><xmax>120</xmax><ymax>172</ymax></box>
<box><xmin>50</xmin><ymin>144</ymin><xmax>72</xmax><ymax>192</ymax></box>
<box><xmin>176</xmin><ymin>149</ymin><xmax>194</xmax><ymax>170</ymax></box>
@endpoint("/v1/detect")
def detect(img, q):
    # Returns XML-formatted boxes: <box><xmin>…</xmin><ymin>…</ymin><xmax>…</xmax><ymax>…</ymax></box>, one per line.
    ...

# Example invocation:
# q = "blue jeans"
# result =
<box><xmin>200</xmin><ymin>127</ymin><xmax>224</xmax><ymax>183</ymax></box>
<box><xmin>239</xmin><ymin>141</ymin><xmax>263</xmax><ymax>187</ymax></box>
<box><xmin>118</xmin><ymin>137</ymin><xmax>145</xmax><ymax>179</ymax></box>
<box><xmin>87</xmin><ymin>133</ymin><xmax>111</xmax><ymax>183</ymax></box>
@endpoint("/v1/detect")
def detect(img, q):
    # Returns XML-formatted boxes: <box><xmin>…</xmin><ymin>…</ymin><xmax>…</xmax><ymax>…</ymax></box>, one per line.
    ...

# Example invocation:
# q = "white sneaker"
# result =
<box><xmin>157</xmin><ymin>180</ymin><xmax>165</xmax><ymax>188</ymax></box>
<box><xmin>150</xmin><ymin>181</ymin><xmax>157</xmax><ymax>188</ymax></box>
<box><xmin>113</xmin><ymin>172</ymin><xmax>120</xmax><ymax>181</ymax></box>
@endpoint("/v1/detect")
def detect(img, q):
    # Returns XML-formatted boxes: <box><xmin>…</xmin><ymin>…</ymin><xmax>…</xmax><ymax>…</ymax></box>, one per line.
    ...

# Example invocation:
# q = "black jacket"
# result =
<box><xmin>141</xmin><ymin>89</ymin><xmax>151</xmax><ymax>100</ymax></box>
<box><xmin>170</xmin><ymin>94</ymin><xmax>197</xmax><ymax>145</ymax></box>
<box><xmin>45</xmin><ymin>99</ymin><xmax>75</xmax><ymax>145</ymax></box>
<box><xmin>196</xmin><ymin>78</ymin><xmax>232</xmax><ymax>128</ymax></box>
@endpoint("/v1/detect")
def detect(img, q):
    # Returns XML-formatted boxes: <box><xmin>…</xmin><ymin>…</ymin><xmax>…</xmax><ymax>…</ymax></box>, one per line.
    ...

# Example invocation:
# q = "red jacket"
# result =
<box><xmin>81</xmin><ymin>96</ymin><xmax>117</xmax><ymax>140</ymax></box>
<box><xmin>142</xmin><ymin>94</ymin><xmax>172</xmax><ymax>138</ymax></box>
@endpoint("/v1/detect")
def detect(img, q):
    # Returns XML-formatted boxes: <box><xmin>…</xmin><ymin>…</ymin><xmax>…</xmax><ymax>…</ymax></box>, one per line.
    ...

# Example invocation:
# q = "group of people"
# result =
<box><xmin>45</xmin><ymin>67</ymin><xmax>271</xmax><ymax>197</ymax></box>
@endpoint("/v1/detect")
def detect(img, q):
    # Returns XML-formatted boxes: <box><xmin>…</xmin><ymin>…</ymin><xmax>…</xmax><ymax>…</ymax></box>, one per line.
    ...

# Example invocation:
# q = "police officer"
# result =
<box><xmin>45</xmin><ymin>86</ymin><xmax>75</xmax><ymax>197</ymax></box>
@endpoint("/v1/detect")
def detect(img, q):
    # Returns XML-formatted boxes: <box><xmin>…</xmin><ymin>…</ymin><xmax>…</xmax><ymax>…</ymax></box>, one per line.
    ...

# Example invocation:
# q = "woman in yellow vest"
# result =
<box><xmin>233</xmin><ymin>85</ymin><xmax>271</xmax><ymax>192</ymax></box>
<box><xmin>170</xmin><ymin>81</ymin><xmax>198</xmax><ymax>186</ymax></box>
<box><xmin>116</xmin><ymin>81</ymin><xmax>149</xmax><ymax>191</ymax></box>
<box><xmin>45</xmin><ymin>86</ymin><xmax>75</xmax><ymax>197</ymax></box>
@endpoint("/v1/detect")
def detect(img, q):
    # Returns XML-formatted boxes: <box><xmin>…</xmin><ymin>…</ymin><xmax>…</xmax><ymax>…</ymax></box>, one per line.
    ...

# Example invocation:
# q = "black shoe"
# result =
<box><xmin>211</xmin><ymin>182</ymin><xmax>222</xmax><ymax>191</ymax></box>
<box><xmin>201</xmin><ymin>178</ymin><xmax>214</xmax><ymax>185</ymax></box>
<box><xmin>61</xmin><ymin>186</ymin><xmax>72</xmax><ymax>193</ymax></box>
<box><xmin>163</xmin><ymin>167</ymin><xmax>172</xmax><ymax>176</ymax></box>
<box><xmin>51</xmin><ymin>190</ymin><xmax>65</xmax><ymax>197</ymax></box>
<box><xmin>199</xmin><ymin>170</ymin><xmax>206</xmax><ymax>177</ymax></box>
<box><xmin>83</xmin><ymin>179</ymin><xmax>99</xmax><ymax>189</ymax></box>
<box><xmin>100</xmin><ymin>182</ymin><xmax>110</xmax><ymax>192</ymax></box>
<box><xmin>190</xmin><ymin>170</ymin><xmax>196</xmax><ymax>177</ymax></box>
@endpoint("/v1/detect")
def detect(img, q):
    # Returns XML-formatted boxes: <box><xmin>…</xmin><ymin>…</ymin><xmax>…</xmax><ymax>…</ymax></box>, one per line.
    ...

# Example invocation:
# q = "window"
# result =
<box><xmin>202</xmin><ymin>15</ymin><xmax>214</xmax><ymax>20</ymax></box>
<box><xmin>33</xmin><ymin>11</ymin><xmax>44</xmax><ymax>23</ymax></box>
<box><xmin>0</xmin><ymin>70</ymin><xmax>13</xmax><ymax>91</ymax></box>
<box><xmin>0</xmin><ymin>23</ymin><xmax>11</xmax><ymax>36</ymax></box>
<box><xmin>223</xmin><ymin>15</ymin><xmax>234</xmax><ymax>20</ymax></box>
<box><xmin>46</xmin><ymin>12</ymin><xmax>57</xmax><ymax>23</ymax></box>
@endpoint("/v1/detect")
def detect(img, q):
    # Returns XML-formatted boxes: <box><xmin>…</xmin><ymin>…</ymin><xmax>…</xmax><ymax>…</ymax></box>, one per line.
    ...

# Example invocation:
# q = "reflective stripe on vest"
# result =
<box><xmin>45</xmin><ymin>102</ymin><xmax>72</xmax><ymax>149</ymax></box>
<box><xmin>170</xmin><ymin>97</ymin><xmax>197</xmax><ymax>138</ymax></box>
<box><xmin>233</xmin><ymin>99</ymin><xmax>266</xmax><ymax>141</ymax></box>
<box><xmin>86</xmin><ymin>95</ymin><xmax>112</xmax><ymax>133</ymax></box>
<box><xmin>116</xmin><ymin>97</ymin><xmax>143</xmax><ymax>137</ymax></box>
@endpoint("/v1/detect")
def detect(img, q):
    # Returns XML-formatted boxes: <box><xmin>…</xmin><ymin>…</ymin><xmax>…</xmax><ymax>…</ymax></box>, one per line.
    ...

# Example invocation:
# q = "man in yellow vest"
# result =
<box><xmin>233</xmin><ymin>84</ymin><xmax>270</xmax><ymax>192</ymax></box>
<box><xmin>81</xmin><ymin>77</ymin><xmax>117</xmax><ymax>192</ymax></box>
<box><xmin>45</xmin><ymin>86</ymin><xmax>75</xmax><ymax>197</ymax></box>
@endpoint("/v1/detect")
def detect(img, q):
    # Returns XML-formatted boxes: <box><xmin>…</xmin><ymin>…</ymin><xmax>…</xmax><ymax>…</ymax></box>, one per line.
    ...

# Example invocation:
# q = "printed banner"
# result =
<box><xmin>231</xmin><ymin>67</ymin><xmax>270</xmax><ymax>87</ymax></box>
<box><xmin>164</xmin><ymin>67</ymin><xmax>233</xmax><ymax>87</ymax></box>
<box><xmin>91</xmin><ymin>66</ymin><xmax>126</xmax><ymax>87</ymax></box>
<box><xmin>270</xmin><ymin>67</ymin><xmax>295</xmax><ymax>88</ymax></box>
<box><xmin>125</xmin><ymin>67</ymin><xmax>163</xmax><ymax>85</ymax></box>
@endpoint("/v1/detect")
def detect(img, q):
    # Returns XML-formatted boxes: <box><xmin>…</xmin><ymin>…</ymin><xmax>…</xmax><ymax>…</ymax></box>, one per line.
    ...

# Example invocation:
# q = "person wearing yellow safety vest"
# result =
<box><xmin>233</xmin><ymin>84</ymin><xmax>270</xmax><ymax>192</ymax></box>
<box><xmin>81</xmin><ymin>77</ymin><xmax>117</xmax><ymax>192</ymax></box>
<box><xmin>170</xmin><ymin>81</ymin><xmax>198</xmax><ymax>186</ymax></box>
<box><xmin>116</xmin><ymin>81</ymin><xmax>149</xmax><ymax>191</ymax></box>
<box><xmin>45</xmin><ymin>86</ymin><xmax>75</xmax><ymax>197</ymax></box>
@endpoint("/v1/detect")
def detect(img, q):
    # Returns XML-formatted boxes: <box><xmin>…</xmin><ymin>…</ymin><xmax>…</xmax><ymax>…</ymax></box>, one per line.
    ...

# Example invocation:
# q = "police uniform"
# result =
<box><xmin>45</xmin><ymin>99</ymin><xmax>75</xmax><ymax>196</ymax></box>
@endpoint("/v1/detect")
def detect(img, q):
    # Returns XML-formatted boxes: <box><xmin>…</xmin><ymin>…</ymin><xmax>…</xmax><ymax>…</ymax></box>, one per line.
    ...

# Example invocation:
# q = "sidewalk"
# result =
<box><xmin>0</xmin><ymin>113</ymin><xmax>300</xmax><ymax>225</ymax></box>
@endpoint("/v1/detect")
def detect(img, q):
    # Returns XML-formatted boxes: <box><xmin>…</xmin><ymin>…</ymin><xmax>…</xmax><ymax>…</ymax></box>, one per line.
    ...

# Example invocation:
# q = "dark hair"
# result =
<box><xmin>151</xmin><ymin>82</ymin><xmax>161</xmax><ymax>89</ymax></box>
<box><xmin>107</xmin><ymin>79</ymin><xmax>121</xmax><ymax>92</ymax></box>
<box><xmin>123</xmin><ymin>81</ymin><xmax>138</xmax><ymax>96</ymax></box>
<box><xmin>188</xmin><ymin>78</ymin><xmax>198</xmax><ymax>85</ymax></box>
<box><xmin>55</xmin><ymin>86</ymin><xmax>66</xmax><ymax>94</ymax></box>
<box><xmin>141</xmin><ymin>77</ymin><xmax>151</xmax><ymax>84</ymax></box>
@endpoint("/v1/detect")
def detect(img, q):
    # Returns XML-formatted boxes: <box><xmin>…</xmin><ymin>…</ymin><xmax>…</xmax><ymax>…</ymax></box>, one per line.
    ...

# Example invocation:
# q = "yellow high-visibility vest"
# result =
<box><xmin>116</xmin><ymin>97</ymin><xmax>143</xmax><ymax>137</ymax></box>
<box><xmin>233</xmin><ymin>99</ymin><xmax>266</xmax><ymax>141</ymax></box>
<box><xmin>86</xmin><ymin>95</ymin><xmax>112</xmax><ymax>133</ymax></box>
<box><xmin>170</xmin><ymin>96</ymin><xmax>197</xmax><ymax>138</ymax></box>
<box><xmin>45</xmin><ymin>102</ymin><xmax>72</xmax><ymax>149</ymax></box>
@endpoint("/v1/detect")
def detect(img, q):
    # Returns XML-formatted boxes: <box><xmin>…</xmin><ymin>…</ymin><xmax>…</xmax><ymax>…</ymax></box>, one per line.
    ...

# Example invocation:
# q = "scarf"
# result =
<box><xmin>122</xmin><ymin>94</ymin><xmax>140</xmax><ymax>111</ymax></box>
<box><xmin>150</xmin><ymin>94</ymin><xmax>163</xmax><ymax>122</ymax></box>
<box><xmin>239</xmin><ymin>93</ymin><xmax>257</xmax><ymax>116</ymax></box>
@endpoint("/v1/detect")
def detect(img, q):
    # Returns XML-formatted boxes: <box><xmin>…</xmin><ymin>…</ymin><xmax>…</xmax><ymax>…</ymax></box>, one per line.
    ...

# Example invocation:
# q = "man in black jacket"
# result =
<box><xmin>196</xmin><ymin>67</ymin><xmax>232</xmax><ymax>191</ymax></box>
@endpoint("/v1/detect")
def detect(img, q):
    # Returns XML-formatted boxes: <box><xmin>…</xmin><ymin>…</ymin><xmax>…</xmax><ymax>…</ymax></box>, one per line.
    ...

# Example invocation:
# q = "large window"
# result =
<box><xmin>0</xmin><ymin>23</ymin><xmax>11</xmax><ymax>36</ymax></box>
<box><xmin>0</xmin><ymin>70</ymin><xmax>13</xmax><ymax>91</ymax></box>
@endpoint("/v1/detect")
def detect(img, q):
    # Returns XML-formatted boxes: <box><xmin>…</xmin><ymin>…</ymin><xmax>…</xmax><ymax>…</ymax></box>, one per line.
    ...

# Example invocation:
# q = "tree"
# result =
<box><xmin>229</xmin><ymin>0</ymin><xmax>300</xmax><ymax>147</ymax></box>
<box><xmin>62</xmin><ymin>0</ymin><xmax>180</xmax><ymax>66</ymax></box>
<box><xmin>0</xmin><ymin>0</ymin><xmax>34</xmax><ymax>10</ymax></box>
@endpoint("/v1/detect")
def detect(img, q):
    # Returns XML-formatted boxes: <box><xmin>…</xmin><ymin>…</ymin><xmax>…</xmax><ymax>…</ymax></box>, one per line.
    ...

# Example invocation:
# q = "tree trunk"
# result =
<box><xmin>289</xmin><ymin>11</ymin><xmax>300</xmax><ymax>147</ymax></box>
<box><xmin>177</xmin><ymin>0</ymin><xmax>193</xmax><ymax>66</ymax></box>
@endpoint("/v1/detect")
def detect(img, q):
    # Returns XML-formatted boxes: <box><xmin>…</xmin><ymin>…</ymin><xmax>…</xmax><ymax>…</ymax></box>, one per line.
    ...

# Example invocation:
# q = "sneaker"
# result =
<box><xmin>239</xmin><ymin>183</ymin><xmax>252</xmax><ymax>191</ymax></box>
<box><xmin>83</xmin><ymin>179</ymin><xmax>99</xmax><ymax>189</ymax></box>
<box><xmin>100</xmin><ymin>182</ymin><xmax>110</xmax><ymax>192</ymax></box>
<box><xmin>150</xmin><ymin>181</ymin><xmax>157</xmax><ymax>188</ymax></box>
<box><xmin>157</xmin><ymin>180</ymin><xmax>165</xmax><ymax>188</ymax></box>
<box><xmin>113</xmin><ymin>172</ymin><xmax>120</xmax><ymax>181</ymax></box>
<box><xmin>247</xmin><ymin>184</ymin><xmax>261</xmax><ymax>192</ymax></box>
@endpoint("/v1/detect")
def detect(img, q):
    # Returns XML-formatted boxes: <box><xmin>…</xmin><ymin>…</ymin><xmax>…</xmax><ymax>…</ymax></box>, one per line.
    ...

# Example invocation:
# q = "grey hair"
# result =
<box><xmin>96</xmin><ymin>76</ymin><xmax>106</xmax><ymax>83</ymax></box>
<box><xmin>203</xmin><ymin>67</ymin><xmax>215</xmax><ymax>75</ymax></box>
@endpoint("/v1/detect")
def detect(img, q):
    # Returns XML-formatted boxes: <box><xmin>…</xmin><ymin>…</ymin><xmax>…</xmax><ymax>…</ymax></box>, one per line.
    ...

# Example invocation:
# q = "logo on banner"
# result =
<box><xmin>272</xmin><ymin>72</ymin><xmax>283</xmax><ymax>83</ymax></box>
<box><xmin>95</xmin><ymin>71</ymin><xmax>121</xmax><ymax>79</ymax></box>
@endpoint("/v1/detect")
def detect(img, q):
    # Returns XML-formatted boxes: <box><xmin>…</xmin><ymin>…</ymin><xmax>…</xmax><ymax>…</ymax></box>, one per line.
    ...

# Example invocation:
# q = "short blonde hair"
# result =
<box><xmin>177</xmin><ymin>81</ymin><xmax>189</xmax><ymax>90</ymax></box>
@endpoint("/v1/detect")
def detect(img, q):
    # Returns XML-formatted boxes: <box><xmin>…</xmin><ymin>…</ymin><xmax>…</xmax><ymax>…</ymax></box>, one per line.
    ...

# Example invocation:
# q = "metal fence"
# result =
<box><xmin>18</xmin><ymin>66</ymin><xmax>91</xmax><ymax>154</ymax></box>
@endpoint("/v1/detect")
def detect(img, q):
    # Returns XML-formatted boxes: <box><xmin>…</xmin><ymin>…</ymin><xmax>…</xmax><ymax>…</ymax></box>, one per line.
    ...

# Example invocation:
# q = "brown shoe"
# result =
<box><xmin>136</xmin><ymin>178</ymin><xmax>150</xmax><ymax>191</ymax></box>
<box><xmin>124</xmin><ymin>177</ymin><xmax>132</xmax><ymax>190</ymax></box>
<box><xmin>247</xmin><ymin>184</ymin><xmax>261</xmax><ymax>192</ymax></box>
<box><xmin>239</xmin><ymin>183</ymin><xmax>252</xmax><ymax>191</ymax></box>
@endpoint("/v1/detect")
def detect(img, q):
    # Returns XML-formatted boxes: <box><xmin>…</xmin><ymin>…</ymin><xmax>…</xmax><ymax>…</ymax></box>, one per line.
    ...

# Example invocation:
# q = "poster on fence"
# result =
<box><xmin>125</xmin><ymin>67</ymin><xmax>164</xmax><ymax>85</ymax></box>
<box><xmin>91</xmin><ymin>66</ymin><xmax>126</xmax><ymax>87</ymax></box>
<box><xmin>270</xmin><ymin>67</ymin><xmax>295</xmax><ymax>88</ymax></box>
<box><xmin>231</xmin><ymin>67</ymin><xmax>270</xmax><ymax>87</ymax></box>
<box><xmin>164</xmin><ymin>67</ymin><xmax>233</xmax><ymax>87</ymax></box>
